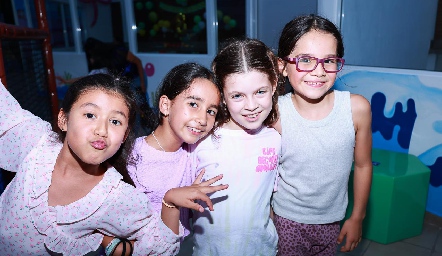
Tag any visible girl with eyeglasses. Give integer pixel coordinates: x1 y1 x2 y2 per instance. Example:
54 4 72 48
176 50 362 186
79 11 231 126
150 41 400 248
272 14 373 256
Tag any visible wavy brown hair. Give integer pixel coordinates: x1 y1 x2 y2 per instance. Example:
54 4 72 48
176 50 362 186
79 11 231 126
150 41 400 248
211 37 283 128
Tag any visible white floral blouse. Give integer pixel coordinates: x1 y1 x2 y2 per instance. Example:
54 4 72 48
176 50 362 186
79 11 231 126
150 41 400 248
0 81 182 256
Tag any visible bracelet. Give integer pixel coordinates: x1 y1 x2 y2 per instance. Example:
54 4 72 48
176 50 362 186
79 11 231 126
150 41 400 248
105 238 121 256
162 198 176 208
118 238 134 256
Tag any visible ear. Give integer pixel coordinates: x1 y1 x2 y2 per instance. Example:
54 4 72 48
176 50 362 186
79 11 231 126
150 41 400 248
122 129 130 144
278 58 288 77
158 95 171 117
58 109 68 132
271 82 277 96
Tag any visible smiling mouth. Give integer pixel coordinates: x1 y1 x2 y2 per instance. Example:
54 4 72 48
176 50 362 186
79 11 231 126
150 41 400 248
189 127 204 135
91 140 107 150
305 81 325 87
243 112 260 121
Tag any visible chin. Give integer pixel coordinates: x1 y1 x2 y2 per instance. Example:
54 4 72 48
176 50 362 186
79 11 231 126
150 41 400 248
241 123 264 131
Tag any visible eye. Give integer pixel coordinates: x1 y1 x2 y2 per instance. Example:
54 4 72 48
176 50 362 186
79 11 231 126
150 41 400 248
110 119 122 126
189 102 198 108
207 109 217 116
231 94 242 100
298 57 312 63
324 58 337 64
85 113 96 119
256 89 267 95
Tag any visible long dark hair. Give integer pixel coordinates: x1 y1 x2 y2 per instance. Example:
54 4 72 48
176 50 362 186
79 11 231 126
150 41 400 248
278 14 344 59
212 37 282 128
143 62 221 130
58 73 136 186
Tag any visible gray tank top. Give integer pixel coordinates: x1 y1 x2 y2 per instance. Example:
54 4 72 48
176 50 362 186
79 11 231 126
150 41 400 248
273 90 355 224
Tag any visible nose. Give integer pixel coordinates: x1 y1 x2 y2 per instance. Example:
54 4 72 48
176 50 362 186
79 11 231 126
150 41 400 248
245 97 259 111
310 61 326 77
195 110 208 126
94 119 108 137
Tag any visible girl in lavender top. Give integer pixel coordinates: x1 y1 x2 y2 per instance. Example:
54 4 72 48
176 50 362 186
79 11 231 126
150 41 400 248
127 63 222 236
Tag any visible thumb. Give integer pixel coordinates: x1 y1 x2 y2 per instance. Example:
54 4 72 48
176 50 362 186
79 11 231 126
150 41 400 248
337 230 345 244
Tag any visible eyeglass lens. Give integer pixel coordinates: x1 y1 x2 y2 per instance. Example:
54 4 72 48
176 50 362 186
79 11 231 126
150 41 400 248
297 56 343 72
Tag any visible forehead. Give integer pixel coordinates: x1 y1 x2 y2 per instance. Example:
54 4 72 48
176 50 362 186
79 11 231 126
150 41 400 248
179 78 220 102
74 89 129 113
292 30 338 55
224 71 272 92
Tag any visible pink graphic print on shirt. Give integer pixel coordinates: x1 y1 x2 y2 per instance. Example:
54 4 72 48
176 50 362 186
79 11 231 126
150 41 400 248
256 147 278 172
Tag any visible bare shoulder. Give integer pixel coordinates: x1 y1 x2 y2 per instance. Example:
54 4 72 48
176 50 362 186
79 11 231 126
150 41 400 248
350 93 372 132
350 93 371 115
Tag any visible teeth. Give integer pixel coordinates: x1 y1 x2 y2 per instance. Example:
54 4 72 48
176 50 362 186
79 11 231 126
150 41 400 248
190 127 202 133
246 113 258 118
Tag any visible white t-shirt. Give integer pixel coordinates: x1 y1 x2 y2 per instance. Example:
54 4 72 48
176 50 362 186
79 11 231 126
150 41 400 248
188 126 281 256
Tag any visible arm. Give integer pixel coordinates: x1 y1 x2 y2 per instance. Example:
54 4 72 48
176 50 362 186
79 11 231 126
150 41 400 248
55 75 81 85
126 51 146 93
338 94 373 252
101 236 135 256
98 173 227 255
0 80 52 171
161 172 228 234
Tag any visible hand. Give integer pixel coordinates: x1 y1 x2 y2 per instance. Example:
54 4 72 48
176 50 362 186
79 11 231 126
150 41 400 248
164 171 228 213
55 75 66 85
191 168 208 186
337 217 363 252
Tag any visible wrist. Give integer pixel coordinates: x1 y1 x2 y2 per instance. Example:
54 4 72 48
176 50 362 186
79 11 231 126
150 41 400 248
105 238 121 256
162 198 177 208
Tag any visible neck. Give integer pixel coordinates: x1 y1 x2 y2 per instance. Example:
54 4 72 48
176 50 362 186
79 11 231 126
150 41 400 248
291 91 335 120
149 126 183 152
223 120 264 135
56 145 106 177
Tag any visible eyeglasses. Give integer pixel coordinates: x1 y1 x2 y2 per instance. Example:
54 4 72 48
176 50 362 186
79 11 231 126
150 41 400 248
282 56 345 73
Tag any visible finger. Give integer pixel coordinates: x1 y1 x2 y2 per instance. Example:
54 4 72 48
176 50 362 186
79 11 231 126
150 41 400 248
188 201 205 213
199 174 224 186
351 242 357 251
198 184 229 195
340 242 350 252
193 169 206 185
336 233 344 244
196 193 215 211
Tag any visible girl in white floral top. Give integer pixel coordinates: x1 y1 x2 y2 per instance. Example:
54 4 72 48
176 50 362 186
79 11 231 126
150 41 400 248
0 74 227 256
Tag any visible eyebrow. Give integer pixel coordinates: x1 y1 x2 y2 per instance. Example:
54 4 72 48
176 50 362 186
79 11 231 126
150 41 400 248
186 95 219 109
296 53 338 58
80 102 128 118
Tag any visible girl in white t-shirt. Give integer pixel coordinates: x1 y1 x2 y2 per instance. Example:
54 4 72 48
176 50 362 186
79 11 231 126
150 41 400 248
188 38 282 256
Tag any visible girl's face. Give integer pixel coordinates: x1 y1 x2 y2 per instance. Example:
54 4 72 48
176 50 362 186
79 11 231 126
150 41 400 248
281 30 338 101
58 89 129 166
223 71 275 131
162 78 220 144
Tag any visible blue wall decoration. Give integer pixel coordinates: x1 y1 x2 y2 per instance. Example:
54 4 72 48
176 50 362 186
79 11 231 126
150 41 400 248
333 67 442 216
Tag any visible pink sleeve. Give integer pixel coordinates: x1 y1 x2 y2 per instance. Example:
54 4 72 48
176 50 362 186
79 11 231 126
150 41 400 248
0 80 53 171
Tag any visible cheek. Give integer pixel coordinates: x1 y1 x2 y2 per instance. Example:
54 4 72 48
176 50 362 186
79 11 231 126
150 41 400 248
226 102 241 114
261 95 274 109
207 117 216 130
109 127 128 142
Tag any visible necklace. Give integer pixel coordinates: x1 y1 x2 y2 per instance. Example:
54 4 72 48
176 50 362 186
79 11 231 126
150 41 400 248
151 131 165 152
